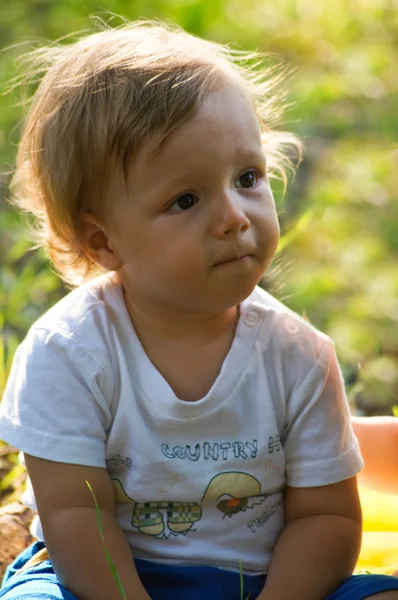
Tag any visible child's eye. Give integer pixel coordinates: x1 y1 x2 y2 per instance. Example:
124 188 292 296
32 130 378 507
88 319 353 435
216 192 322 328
236 170 259 189
168 193 199 212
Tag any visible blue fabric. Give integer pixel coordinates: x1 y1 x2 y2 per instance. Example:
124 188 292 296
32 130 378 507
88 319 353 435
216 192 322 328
2 542 398 599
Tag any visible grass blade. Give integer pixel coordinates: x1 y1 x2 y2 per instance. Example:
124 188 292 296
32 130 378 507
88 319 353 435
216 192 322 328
239 560 244 600
86 480 127 600
239 560 251 600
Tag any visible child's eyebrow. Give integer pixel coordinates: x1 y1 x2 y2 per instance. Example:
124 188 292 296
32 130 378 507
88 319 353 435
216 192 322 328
126 144 267 198
233 147 267 167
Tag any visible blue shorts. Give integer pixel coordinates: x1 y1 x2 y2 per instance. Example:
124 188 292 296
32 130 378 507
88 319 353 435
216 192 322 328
2 542 398 600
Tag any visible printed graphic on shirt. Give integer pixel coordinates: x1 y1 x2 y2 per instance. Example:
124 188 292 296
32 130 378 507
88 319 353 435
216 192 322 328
106 454 133 470
113 478 201 536
110 434 283 538
247 499 283 532
160 438 259 461
268 435 281 453
202 471 262 517
112 471 272 539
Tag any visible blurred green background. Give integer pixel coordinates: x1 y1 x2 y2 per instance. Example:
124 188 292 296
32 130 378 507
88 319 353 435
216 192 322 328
1 0 397 415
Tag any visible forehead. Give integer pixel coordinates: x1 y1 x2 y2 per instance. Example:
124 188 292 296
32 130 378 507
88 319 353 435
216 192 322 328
127 84 263 185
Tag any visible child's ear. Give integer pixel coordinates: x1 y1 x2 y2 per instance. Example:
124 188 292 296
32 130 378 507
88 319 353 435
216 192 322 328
80 212 123 271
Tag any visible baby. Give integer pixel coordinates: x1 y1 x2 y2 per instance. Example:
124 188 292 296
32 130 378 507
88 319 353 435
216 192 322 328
1 18 398 600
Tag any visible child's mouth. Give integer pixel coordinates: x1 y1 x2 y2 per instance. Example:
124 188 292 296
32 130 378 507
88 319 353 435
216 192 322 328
215 254 253 267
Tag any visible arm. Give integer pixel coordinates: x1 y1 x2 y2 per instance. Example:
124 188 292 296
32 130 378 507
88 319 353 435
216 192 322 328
258 476 362 600
352 416 398 495
25 454 151 600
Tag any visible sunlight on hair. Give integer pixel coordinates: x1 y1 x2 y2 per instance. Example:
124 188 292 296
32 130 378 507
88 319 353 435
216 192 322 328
5 16 301 286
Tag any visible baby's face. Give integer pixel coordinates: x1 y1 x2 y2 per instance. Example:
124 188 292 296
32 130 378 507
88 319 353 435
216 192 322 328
105 82 280 317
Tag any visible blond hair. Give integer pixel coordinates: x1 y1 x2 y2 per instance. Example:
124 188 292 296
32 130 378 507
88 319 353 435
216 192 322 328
8 18 301 286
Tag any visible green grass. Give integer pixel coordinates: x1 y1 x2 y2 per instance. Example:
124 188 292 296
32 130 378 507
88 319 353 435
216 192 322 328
86 480 127 600
239 560 251 600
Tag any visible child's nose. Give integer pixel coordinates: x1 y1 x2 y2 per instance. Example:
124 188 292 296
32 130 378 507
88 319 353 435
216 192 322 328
212 192 250 238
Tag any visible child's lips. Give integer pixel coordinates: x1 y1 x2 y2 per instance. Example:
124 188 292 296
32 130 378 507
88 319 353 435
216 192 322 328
214 253 254 267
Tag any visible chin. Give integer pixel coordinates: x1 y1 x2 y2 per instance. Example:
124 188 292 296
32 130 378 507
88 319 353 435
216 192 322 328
218 277 261 310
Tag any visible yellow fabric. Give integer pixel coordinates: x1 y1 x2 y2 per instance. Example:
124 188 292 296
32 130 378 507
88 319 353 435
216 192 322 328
357 486 398 574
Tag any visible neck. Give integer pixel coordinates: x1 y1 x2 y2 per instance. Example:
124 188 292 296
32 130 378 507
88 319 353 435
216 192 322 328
122 288 239 345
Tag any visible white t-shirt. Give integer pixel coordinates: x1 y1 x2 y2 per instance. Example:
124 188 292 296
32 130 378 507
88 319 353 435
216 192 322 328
0 274 363 574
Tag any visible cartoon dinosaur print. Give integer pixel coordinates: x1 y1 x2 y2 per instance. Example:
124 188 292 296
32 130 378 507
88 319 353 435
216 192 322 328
112 471 263 537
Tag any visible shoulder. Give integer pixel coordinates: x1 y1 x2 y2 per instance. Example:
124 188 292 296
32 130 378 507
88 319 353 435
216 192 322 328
32 273 120 333
244 286 332 366
22 273 127 369
0 274 127 465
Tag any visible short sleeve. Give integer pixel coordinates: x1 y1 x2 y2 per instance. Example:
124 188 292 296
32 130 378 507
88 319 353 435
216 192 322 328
283 339 364 487
0 328 113 467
